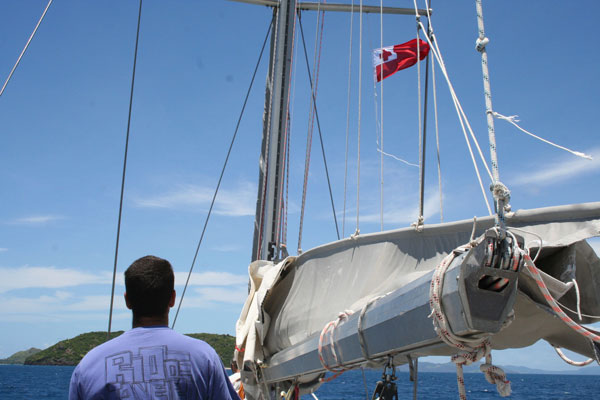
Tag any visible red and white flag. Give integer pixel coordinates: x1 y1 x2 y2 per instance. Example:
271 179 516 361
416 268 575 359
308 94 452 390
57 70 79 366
373 39 430 82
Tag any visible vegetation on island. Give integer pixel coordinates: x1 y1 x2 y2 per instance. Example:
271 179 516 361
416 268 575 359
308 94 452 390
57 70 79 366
25 331 124 366
0 347 42 364
20 331 235 366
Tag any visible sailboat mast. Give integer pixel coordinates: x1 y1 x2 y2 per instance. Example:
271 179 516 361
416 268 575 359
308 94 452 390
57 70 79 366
252 0 296 262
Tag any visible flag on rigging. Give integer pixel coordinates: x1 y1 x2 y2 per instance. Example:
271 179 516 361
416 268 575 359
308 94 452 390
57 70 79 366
373 39 430 82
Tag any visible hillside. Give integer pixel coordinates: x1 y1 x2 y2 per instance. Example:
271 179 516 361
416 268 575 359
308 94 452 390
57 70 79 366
25 331 124 366
186 333 236 366
0 347 42 364
23 331 235 366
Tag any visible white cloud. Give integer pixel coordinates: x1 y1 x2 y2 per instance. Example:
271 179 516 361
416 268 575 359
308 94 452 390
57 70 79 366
0 291 126 315
0 266 110 293
0 266 247 293
174 271 247 287
8 215 64 225
194 286 248 304
0 248 7 252
360 190 440 225
510 147 600 186
134 182 256 216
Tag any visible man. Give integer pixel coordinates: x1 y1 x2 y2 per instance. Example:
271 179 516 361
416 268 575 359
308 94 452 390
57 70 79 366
69 255 239 399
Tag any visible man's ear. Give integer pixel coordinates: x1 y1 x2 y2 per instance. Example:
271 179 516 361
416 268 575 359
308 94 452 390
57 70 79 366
124 292 132 310
169 290 176 308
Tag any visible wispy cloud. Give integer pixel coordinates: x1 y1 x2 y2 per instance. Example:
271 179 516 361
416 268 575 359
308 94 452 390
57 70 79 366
360 190 440 225
134 182 255 216
7 215 65 225
174 271 247 287
0 266 109 293
510 147 600 186
0 248 7 252
0 290 130 322
194 286 247 304
0 266 247 293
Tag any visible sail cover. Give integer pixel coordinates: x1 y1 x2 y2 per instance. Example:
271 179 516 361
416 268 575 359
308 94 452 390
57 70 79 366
236 202 600 370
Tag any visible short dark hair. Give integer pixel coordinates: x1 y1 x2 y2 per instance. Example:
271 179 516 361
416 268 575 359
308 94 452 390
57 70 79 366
124 255 174 317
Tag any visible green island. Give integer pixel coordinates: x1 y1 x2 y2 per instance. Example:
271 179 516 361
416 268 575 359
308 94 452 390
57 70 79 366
0 347 42 364
3 331 235 366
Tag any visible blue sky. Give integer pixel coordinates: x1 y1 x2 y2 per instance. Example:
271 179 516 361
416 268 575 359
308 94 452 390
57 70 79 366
0 1 599 372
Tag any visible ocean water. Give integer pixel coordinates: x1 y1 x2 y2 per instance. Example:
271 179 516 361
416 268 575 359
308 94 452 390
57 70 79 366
1 364 598 399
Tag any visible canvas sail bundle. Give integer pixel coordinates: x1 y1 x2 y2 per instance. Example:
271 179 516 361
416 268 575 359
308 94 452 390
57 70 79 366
236 202 600 393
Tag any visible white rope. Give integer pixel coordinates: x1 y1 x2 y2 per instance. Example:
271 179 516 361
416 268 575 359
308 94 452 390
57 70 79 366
552 345 594 367
376 148 419 167
415 19 493 215
555 300 600 319
572 278 583 321
493 112 593 160
342 0 355 238
475 0 500 184
0 0 53 97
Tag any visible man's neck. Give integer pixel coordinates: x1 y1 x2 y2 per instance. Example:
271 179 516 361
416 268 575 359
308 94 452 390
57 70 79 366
132 314 169 328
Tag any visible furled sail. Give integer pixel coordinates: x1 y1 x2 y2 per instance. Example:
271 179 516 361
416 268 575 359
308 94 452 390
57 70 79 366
236 202 600 397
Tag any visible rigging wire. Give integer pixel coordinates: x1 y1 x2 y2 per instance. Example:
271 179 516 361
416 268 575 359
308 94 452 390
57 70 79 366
356 0 363 235
297 13 341 241
256 7 281 261
415 17 493 215
276 2 299 255
171 16 274 328
342 0 355 238
413 1 425 225
379 0 384 231
424 0 443 222
0 0 53 97
298 2 325 253
107 0 143 340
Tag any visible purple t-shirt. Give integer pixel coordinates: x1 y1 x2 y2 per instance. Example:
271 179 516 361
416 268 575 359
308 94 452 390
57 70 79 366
69 327 239 400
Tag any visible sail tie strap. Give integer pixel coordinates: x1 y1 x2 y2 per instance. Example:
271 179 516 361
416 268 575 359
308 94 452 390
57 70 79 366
318 310 354 381
429 241 511 398
357 294 387 361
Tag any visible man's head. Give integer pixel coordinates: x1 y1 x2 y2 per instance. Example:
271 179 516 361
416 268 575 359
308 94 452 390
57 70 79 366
124 255 175 318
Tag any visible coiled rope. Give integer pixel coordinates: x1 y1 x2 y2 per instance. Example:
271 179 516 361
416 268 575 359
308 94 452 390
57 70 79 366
429 240 512 398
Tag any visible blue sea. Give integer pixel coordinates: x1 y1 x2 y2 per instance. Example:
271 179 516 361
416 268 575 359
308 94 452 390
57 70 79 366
0 365 598 399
